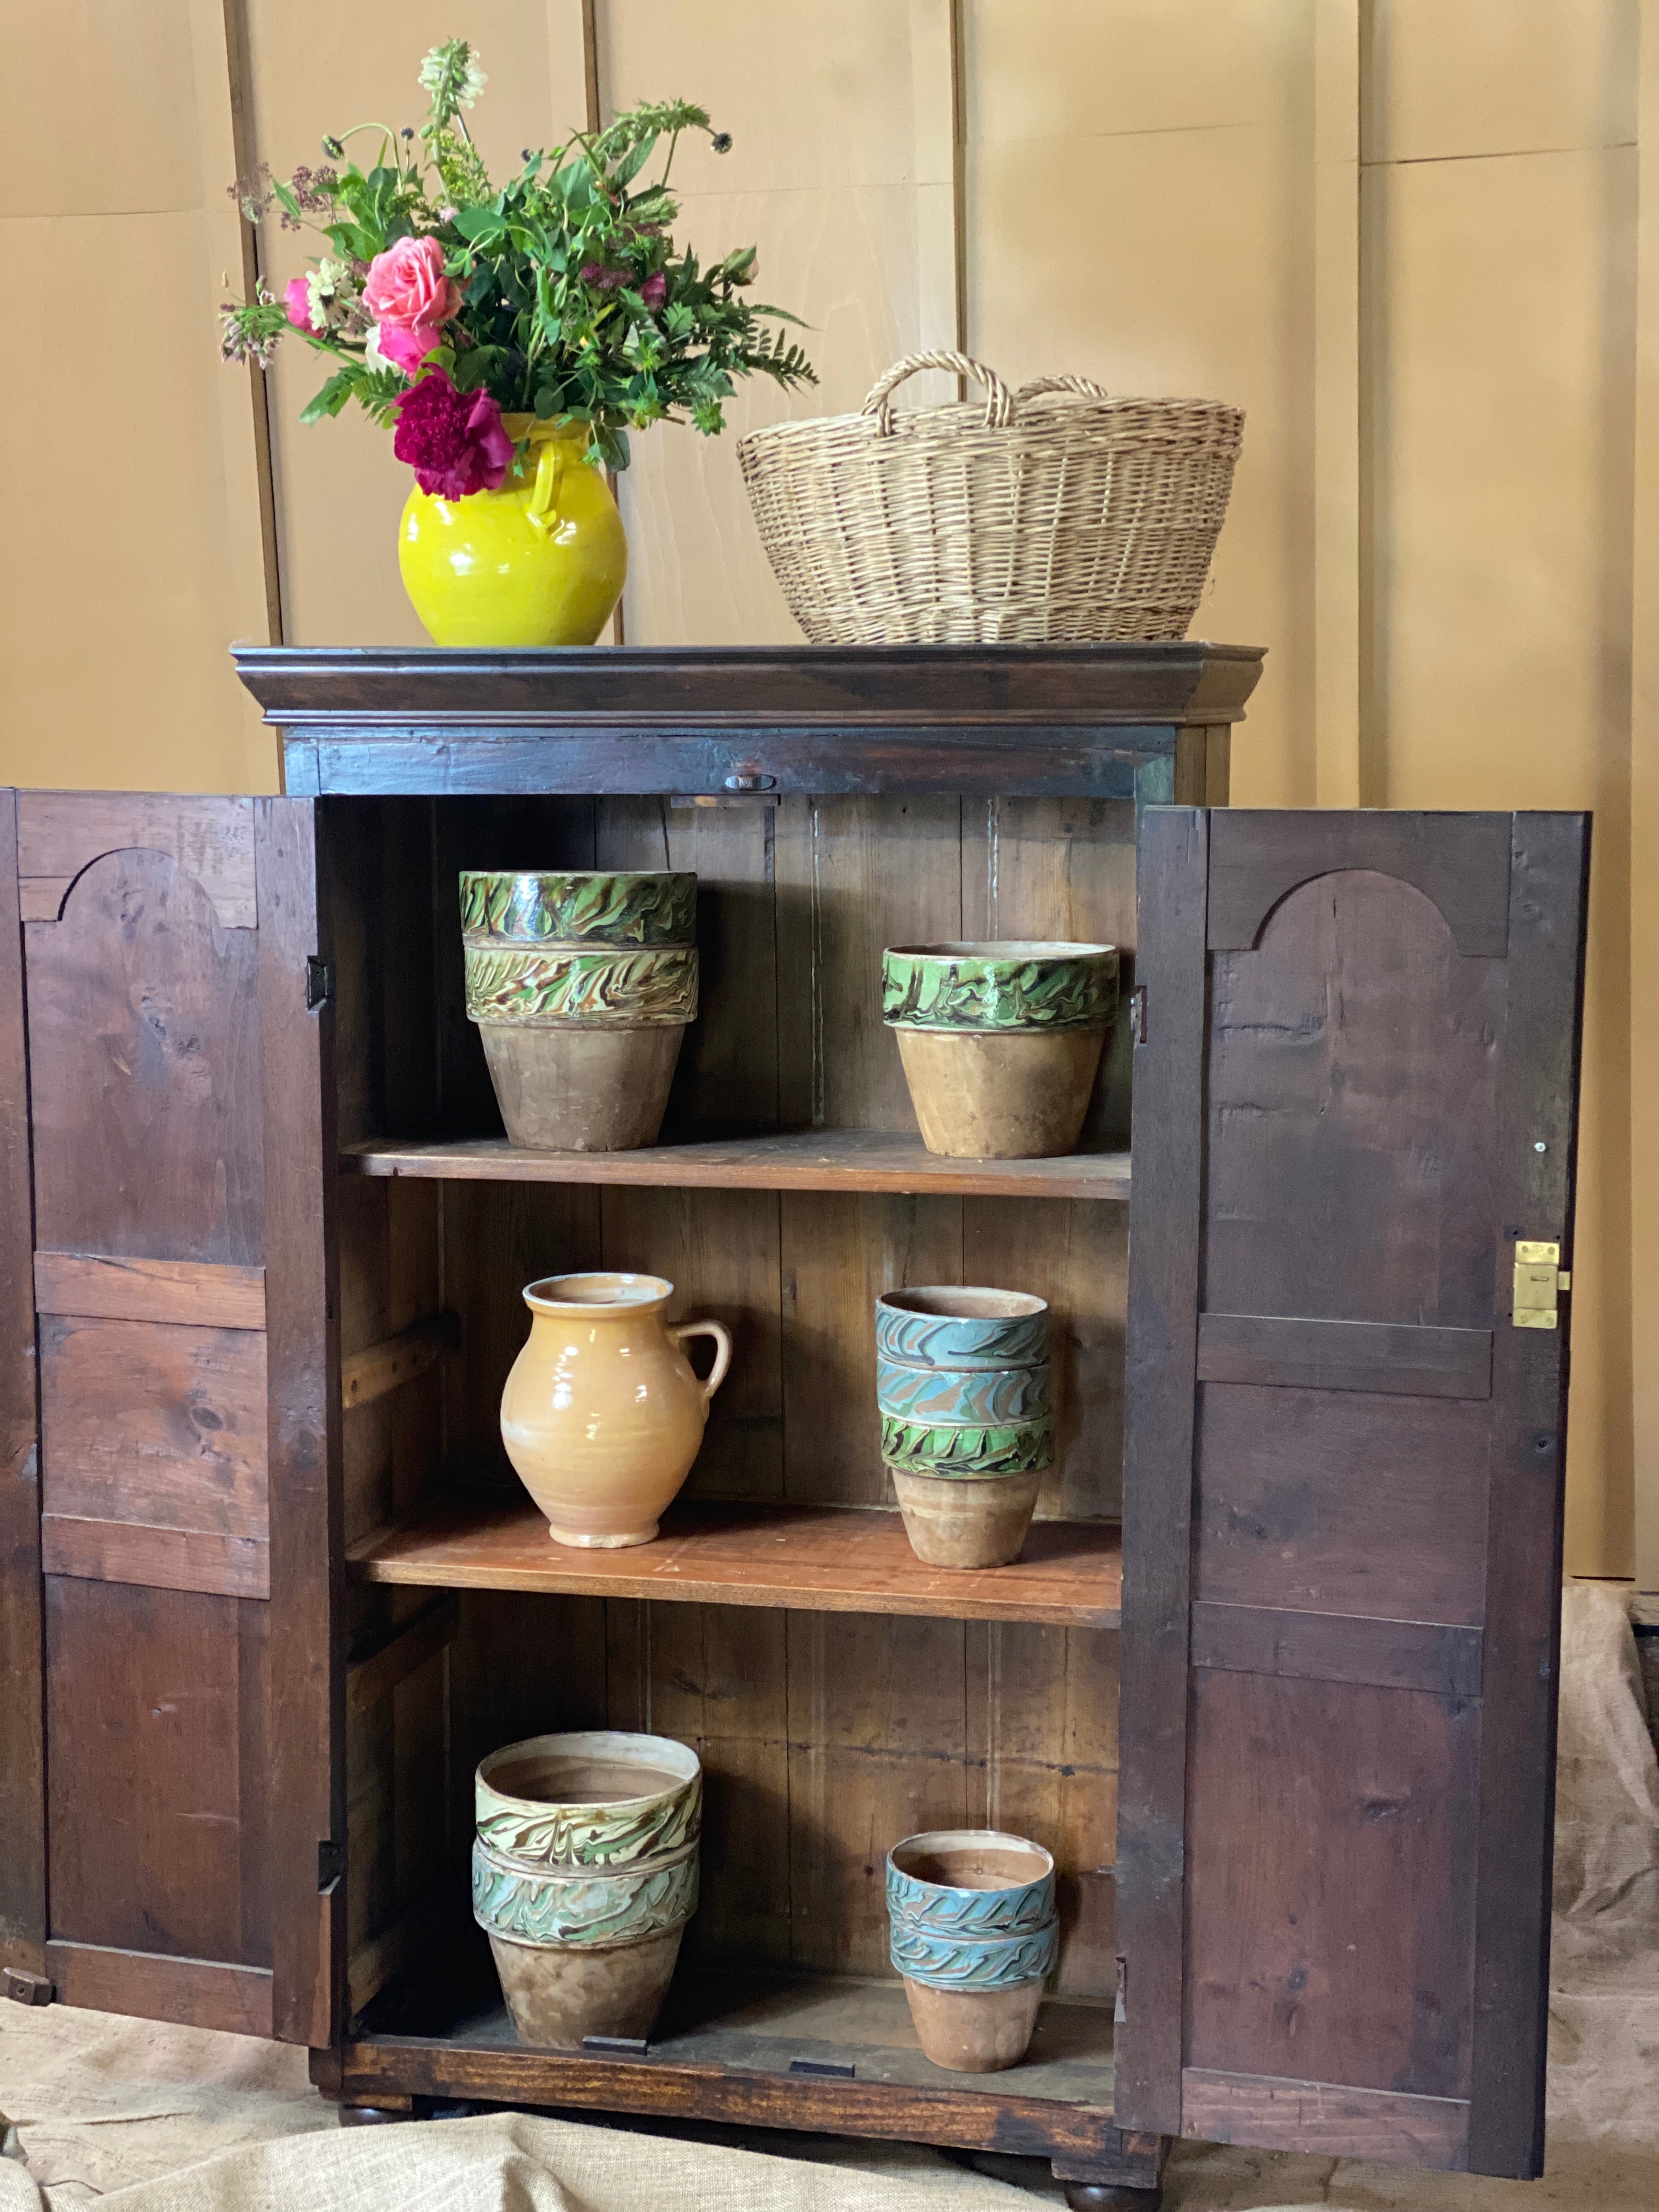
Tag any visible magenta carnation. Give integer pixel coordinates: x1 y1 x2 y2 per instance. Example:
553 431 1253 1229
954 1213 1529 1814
392 369 515 500
640 270 667 312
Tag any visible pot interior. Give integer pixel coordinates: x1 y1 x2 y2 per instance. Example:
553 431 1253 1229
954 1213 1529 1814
879 1286 1047 1323
886 940 1113 962
524 1271 673 1312
890 1829 1052 1892
487 1753 688 1807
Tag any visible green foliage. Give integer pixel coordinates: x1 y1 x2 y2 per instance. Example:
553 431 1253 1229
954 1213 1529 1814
220 38 815 468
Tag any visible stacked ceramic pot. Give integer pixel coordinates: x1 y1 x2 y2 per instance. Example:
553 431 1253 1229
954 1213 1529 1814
461 870 698 1151
876 1287 1052 1567
472 1730 701 2048
882 940 1119 1159
887 1830 1058 2072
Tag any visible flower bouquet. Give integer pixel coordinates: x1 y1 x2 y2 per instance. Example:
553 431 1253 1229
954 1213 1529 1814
221 38 815 646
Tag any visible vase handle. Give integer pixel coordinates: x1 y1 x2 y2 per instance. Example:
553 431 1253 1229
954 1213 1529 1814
526 439 566 536
672 1319 732 1401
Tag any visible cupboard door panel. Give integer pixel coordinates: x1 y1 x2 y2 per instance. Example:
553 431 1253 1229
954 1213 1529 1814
1118 809 1589 2180
0 793 336 2046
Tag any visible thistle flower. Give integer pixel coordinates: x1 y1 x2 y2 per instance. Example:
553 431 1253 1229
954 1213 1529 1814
712 132 732 154
220 283 287 369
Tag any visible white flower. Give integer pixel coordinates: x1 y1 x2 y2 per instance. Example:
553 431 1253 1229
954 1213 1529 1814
306 256 350 328
364 325 393 373
419 41 487 110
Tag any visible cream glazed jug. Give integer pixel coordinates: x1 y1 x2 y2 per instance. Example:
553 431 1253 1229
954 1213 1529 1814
500 1272 731 1548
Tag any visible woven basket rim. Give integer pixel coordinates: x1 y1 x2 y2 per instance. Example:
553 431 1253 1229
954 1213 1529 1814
738 390 1243 450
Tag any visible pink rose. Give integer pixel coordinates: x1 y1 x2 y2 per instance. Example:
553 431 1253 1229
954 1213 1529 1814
374 321 444 375
363 235 462 333
284 276 320 334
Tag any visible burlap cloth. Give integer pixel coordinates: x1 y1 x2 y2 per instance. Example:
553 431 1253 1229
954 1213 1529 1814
2 1581 1655 2211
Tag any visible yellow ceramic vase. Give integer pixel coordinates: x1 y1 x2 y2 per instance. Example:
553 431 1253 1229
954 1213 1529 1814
397 415 628 647
500 1273 731 1549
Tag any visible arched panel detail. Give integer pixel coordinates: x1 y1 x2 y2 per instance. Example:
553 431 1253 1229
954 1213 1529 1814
1206 810 1512 956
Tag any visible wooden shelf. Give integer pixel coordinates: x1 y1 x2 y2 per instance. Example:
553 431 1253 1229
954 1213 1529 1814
340 1127 1131 1201
348 1495 1122 1629
346 1945 1121 2162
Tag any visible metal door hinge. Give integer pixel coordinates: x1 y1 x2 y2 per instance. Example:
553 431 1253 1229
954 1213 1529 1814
4 1967 53 2007
305 957 334 1012
318 1838 346 1888
1114 1954 1128 2025
1129 986 1148 1045
1514 1240 1570 1330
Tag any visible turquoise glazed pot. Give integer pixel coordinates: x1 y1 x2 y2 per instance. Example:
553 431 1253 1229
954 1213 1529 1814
472 1731 701 2049
460 870 698 1152
876 1287 1051 1568
882 940 1119 1160
887 1830 1058 2072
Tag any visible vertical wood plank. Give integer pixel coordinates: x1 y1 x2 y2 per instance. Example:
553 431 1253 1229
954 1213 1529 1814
1468 813 1591 2175
257 796 342 2047
1115 805 1209 2135
0 789 44 1974
1316 0 1363 806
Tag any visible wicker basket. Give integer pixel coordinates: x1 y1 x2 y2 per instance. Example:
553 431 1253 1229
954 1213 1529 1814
737 351 1243 646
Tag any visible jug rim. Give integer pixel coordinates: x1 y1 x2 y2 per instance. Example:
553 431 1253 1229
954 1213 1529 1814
523 1270 674 1314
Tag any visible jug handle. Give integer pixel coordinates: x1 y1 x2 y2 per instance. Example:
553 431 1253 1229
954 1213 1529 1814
525 439 566 537
672 1319 732 1401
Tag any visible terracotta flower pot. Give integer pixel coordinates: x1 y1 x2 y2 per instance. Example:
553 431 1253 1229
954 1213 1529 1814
887 1830 1058 2073
875 1287 1051 1567
882 940 1119 1159
500 1273 732 1548
461 869 698 1152
473 1731 701 2049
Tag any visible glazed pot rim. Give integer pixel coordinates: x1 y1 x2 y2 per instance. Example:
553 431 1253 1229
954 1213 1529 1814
522 1272 675 1315
888 1827 1056 1895
877 1286 1048 1323
883 940 1116 963
460 868 698 887
477 1729 701 1810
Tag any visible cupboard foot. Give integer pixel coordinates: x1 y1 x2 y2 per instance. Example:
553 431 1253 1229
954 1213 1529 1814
1061 2188 1163 2212
338 2099 415 2127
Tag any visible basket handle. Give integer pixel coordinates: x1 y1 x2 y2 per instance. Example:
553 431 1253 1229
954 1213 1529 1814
1014 375 1110 403
862 352 1013 435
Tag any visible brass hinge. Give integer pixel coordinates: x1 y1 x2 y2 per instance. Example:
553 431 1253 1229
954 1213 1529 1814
1514 1240 1571 1330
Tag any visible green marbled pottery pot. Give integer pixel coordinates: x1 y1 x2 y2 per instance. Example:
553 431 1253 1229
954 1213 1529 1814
881 941 1119 1032
459 871 698 1151
473 1730 702 2050
460 870 697 948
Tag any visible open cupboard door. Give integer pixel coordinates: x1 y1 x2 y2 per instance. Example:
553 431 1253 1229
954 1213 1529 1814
0 792 340 2045
1116 809 1589 2180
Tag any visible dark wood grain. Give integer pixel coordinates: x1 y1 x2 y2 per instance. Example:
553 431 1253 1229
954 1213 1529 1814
340 1311 460 1410
1467 814 1590 2177
233 641 1267 730
1191 1385 1491 1623
33 1251 267 1328
1115 806 1209 2134
46 1939 274 2038
44 1577 269 1965
41 1516 269 1599
1180 2070 1468 2167
39 1314 268 1542
0 788 44 1976
346 1594 459 1719
1195 1314 1492 1399
257 798 342 2049
349 1496 1122 1628
25 836 264 1264
1189 1602 1484 1698
15 792 257 930
1205 809 1510 956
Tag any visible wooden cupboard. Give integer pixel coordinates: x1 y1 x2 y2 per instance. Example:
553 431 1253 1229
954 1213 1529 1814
0 646 1588 2206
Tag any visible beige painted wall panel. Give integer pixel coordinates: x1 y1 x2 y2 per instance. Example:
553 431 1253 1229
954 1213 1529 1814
0 212 260 791
246 1 592 645
966 121 1316 805
2 0 201 217
1368 146 1635 1572
602 0 955 645
1366 0 1637 163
